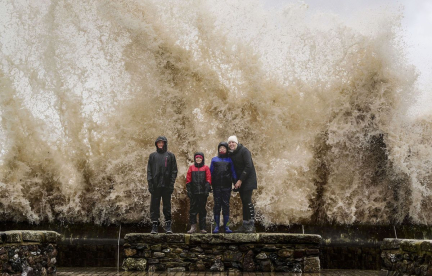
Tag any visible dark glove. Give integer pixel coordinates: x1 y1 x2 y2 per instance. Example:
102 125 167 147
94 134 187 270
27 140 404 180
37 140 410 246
204 183 212 195
148 186 154 194
186 183 192 198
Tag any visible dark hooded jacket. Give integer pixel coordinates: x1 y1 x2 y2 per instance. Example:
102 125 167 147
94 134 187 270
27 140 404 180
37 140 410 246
210 142 237 189
228 143 257 191
186 152 212 195
147 136 178 193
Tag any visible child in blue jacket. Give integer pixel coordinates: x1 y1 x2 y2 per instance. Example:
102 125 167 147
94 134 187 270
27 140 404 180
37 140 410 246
209 142 237 233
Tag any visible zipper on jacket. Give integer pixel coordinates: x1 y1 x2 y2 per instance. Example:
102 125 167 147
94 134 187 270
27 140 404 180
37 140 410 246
165 156 168 167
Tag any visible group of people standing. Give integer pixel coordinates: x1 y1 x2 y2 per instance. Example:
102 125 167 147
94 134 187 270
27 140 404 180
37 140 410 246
147 135 257 234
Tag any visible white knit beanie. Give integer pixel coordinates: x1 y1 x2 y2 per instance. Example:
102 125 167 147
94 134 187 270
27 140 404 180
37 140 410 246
227 135 238 144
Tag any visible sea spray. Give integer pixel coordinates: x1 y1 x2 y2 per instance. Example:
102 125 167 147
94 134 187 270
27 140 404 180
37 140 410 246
0 0 429 226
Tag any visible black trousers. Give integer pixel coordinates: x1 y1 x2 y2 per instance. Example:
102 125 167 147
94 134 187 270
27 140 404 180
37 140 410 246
213 187 232 217
189 194 208 228
239 189 255 220
150 188 172 222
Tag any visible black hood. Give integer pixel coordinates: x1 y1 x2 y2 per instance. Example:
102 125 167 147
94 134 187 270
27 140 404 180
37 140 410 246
155 136 168 153
194 151 205 168
218 142 229 158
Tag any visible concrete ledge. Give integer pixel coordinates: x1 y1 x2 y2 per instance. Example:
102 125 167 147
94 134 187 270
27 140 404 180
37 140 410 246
123 233 322 273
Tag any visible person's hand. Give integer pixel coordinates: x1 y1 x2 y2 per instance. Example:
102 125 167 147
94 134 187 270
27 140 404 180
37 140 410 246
234 180 242 190
148 187 154 194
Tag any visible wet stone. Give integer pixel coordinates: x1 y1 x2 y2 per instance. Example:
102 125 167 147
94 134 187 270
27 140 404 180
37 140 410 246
153 252 165 258
401 240 420 252
122 258 147 271
421 241 432 252
21 231 43 242
124 248 137 257
278 249 294 258
210 257 224 272
260 259 274 272
167 267 186 272
242 250 255 272
256 252 267 260
136 243 149 250
304 257 320 273
6 232 22 243
151 244 162 251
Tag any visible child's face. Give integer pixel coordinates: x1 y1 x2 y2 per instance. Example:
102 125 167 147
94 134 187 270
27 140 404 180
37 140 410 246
219 146 227 154
157 141 164 149
195 157 203 164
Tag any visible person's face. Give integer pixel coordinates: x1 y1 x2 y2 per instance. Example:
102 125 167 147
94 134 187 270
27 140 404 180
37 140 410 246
228 141 237 150
219 146 227 154
195 157 203 164
157 141 164 149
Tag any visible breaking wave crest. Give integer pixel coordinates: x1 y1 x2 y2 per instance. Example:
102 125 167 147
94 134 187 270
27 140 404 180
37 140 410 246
0 0 430 225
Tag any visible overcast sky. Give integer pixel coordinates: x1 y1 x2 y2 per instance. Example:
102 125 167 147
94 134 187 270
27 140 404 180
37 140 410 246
263 0 432 117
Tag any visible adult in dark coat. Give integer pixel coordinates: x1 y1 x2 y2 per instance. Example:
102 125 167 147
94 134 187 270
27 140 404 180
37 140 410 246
147 136 178 234
227 135 257 233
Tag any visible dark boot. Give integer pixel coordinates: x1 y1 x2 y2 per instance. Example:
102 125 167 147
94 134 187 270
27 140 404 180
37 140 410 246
244 220 256 233
165 220 173 234
234 220 247 233
223 215 233 233
213 215 220 233
150 221 159 234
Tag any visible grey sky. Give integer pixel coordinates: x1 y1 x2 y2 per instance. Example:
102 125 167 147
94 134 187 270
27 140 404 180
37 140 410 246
263 0 432 117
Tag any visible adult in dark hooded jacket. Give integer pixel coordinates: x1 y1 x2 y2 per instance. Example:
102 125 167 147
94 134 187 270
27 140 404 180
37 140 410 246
147 136 178 234
227 135 257 233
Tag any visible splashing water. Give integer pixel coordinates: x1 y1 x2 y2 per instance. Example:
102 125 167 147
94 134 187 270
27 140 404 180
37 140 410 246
0 0 431 226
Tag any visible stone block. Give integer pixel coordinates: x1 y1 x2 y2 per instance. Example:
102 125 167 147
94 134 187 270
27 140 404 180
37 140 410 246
153 252 165 258
421 241 432 252
381 239 402 250
5 231 22 243
278 249 294 258
259 259 274 272
190 233 258 244
242 250 255 272
304 257 320 273
258 233 321 244
255 252 267 260
44 231 62 243
166 234 184 243
400 240 421 252
122 257 147 271
124 248 137 257
21 231 43 242
167 267 185 272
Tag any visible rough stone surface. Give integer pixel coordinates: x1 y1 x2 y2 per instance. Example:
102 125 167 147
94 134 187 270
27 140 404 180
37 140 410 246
122 258 147 271
123 233 321 272
0 230 61 275
304 257 320 273
381 239 432 275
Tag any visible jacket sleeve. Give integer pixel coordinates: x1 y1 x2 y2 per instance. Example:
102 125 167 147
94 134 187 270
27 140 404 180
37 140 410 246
229 158 237 182
206 166 212 185
147 154 154 188
209 158 215 175
170 153 178 189
186 166 192 184
239 148 253 183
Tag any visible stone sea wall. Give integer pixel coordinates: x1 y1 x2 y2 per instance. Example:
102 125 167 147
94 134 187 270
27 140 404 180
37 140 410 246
122 233 321 273
0 230 61 276
381 238 432 275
